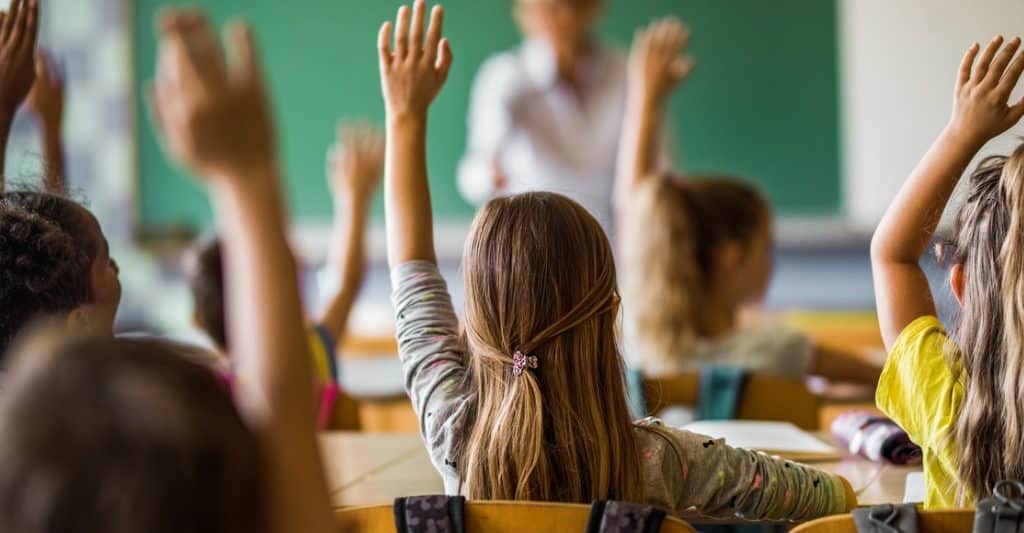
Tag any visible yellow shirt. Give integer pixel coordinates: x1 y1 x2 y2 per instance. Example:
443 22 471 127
876 316 964 508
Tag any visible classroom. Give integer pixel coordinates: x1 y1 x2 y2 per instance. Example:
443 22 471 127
0 0 1021 531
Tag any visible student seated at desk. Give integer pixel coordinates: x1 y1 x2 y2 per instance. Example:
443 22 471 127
614 20 880 386
185 122 381 429
380 3 856 520
872 35 1024 507
0 10 338 532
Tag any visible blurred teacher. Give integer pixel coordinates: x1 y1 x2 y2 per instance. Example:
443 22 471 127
457 0 661 233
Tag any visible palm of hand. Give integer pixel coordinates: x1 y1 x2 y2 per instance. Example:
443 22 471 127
630 18 692 101
950 36 1024 143
378 1 453 119
0 0 39 113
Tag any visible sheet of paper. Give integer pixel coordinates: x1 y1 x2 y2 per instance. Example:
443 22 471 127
903 472 926 503
681 420 837 455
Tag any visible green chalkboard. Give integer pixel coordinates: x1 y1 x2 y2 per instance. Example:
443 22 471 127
134 0 839 232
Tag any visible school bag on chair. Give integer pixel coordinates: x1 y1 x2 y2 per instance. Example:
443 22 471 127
392 495 669 533
974 480 1024 533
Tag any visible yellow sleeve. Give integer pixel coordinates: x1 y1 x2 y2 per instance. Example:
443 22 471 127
876 316 962 448
307 326 335 383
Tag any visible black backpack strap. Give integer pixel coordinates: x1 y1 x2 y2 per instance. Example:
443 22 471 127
974 481 1024 533
393 495 467 533
851 503 919 532
585 500 667 533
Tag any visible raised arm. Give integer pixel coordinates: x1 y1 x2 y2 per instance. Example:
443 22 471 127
378 0 452 267
148 10 334 533
25 50 65 193
0 0 39 194
614 17 691 216
871 36 1024 349
319 121 383 346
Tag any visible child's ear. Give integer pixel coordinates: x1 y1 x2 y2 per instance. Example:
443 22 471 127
65 308 92 335
717 241 745 275
950 263 966 306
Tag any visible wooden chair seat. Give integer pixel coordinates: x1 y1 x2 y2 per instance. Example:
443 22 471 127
643 373 820 430
791 509 975 532
335 501 696 532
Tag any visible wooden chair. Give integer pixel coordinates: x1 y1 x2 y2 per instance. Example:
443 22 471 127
643 373 821 430
335 501 696 532
790 509 975 532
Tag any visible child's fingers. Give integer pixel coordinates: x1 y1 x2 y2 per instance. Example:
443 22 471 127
983 37 1021 88
225 19 262 88
18 0 37 57
671 56 694 81
394 5 410 60
436 37 452 82
423 4 443 63
7 0 24 48
998 48 1024 98
973 36 1004 82
409 0 425 56
958 42 980 90
378 21 393 66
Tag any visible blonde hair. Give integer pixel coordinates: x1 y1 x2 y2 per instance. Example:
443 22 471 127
458 192 642 503
946 143 1024 502
621 175 769 374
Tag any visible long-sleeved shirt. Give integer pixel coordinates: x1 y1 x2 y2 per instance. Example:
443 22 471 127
391 260 848 521
457 39 664 234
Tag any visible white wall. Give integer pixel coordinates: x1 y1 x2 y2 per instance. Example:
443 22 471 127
841 0 1024 231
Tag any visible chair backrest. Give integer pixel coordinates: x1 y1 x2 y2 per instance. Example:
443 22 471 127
643 373 820 430
790 510 976 533
335 501 696 532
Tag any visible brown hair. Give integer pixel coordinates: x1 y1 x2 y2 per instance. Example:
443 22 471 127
945 143 1024 502
0 192 98 357
458 192 642 502
185 237 228 351
0 335 266 533
621 175 770 373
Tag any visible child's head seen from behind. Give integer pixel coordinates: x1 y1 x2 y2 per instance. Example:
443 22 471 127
0 334 265 533
459 191 642 503
622 175 772 367
0 192 121 359
944 142 1024 499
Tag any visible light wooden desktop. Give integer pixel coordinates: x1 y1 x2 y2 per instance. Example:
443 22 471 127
321 432 920 514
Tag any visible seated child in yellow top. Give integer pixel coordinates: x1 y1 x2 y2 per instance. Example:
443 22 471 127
872 35 1024 507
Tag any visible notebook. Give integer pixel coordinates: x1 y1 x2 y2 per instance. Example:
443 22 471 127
903 472 926 503
682 420 841 462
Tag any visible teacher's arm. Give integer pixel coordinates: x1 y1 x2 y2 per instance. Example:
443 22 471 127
456 54 516 205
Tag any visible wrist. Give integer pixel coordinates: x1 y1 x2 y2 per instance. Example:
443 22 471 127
386 110 428 129
941 121 991 153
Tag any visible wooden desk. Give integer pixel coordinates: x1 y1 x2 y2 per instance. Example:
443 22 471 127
320 432 920 508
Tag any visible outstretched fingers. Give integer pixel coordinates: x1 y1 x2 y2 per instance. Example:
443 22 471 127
423 4 443 64
225 19 263 90
983 37 1021 88
957 42 980 90
378 21 393 66
436 37 452 82
409 0 425 57
998 42 1024 99
393 5 410 60
972 36 1004 82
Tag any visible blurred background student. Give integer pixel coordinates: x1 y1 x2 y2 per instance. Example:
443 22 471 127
457 0 667 233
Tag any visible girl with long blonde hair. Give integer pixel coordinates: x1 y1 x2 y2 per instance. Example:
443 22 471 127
380 2 854 519
872 35 1024 507
615 26 881 385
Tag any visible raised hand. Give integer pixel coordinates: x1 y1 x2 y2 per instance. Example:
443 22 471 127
949 36 1024 144
25 49 63 131
149 10 275 182
628 17 693 104
328 120 384 205
378 0 453 119
0 0 38 116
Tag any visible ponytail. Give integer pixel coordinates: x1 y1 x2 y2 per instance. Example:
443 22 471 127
621 175 769 375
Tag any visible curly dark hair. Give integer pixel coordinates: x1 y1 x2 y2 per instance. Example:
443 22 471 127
0 192 97 357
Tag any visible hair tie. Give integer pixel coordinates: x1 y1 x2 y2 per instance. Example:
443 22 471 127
512 350 538 377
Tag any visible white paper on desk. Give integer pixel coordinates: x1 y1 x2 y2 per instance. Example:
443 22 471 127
904 472 926 503
681 421 837 455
